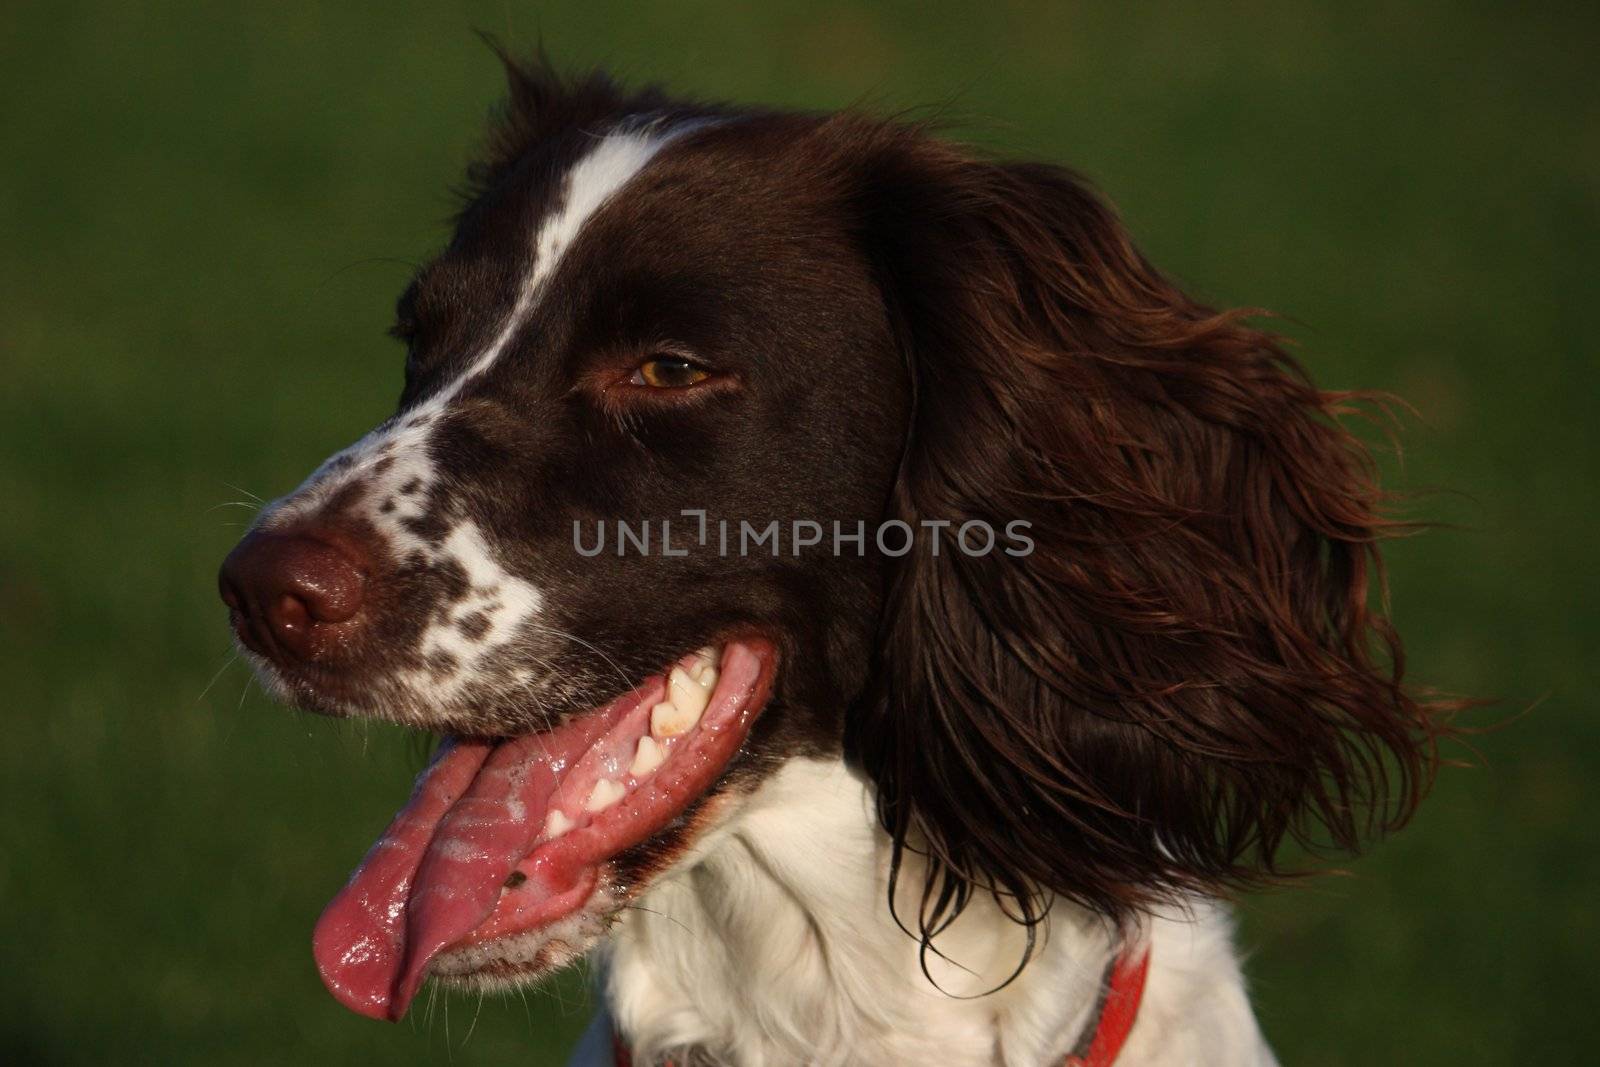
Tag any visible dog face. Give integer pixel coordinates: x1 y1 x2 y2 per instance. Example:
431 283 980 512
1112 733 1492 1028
232 114 905 739
220 78 914 1017
220 61 1449 1020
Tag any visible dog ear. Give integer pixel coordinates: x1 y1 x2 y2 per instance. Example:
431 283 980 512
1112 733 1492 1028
843 129 1456 938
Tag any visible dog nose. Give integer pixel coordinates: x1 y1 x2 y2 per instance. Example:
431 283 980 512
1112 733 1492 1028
219 532 367 663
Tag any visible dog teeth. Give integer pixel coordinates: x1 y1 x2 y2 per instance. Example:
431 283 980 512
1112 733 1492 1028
585 778 625 813
543 809 574 839
689 647 720 685
652 661 713 737
650 699 696 738
669 666 712 714
630 735 666 777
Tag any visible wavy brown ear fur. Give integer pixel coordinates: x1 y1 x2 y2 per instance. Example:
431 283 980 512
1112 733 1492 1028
840 122 1456 943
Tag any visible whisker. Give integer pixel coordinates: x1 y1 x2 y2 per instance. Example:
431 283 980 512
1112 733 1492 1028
528 622 636 694
443 991 453 1063
222 481 266 504
423 979 439 1031
516 983 533 1030
461 989 486 1047
195 650 240 705
312 256 420 292
622 901 698 938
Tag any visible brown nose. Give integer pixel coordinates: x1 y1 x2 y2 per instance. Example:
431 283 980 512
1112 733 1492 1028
219 532 367 663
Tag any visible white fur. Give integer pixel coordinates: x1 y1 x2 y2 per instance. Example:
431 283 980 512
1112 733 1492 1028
591 759 1278 1066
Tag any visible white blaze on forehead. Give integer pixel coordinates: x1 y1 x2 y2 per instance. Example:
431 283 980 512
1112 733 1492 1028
452 125 692 391
258 120 697 703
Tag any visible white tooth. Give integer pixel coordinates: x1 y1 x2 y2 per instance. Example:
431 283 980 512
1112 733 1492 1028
668 666 711 717
630 735 666 777
651 699 698 738
543 810 574 839
585 778 626 813
689 660 718 687
696 645 721 666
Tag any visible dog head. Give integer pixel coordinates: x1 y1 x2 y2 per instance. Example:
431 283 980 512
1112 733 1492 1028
219 59 1448 1019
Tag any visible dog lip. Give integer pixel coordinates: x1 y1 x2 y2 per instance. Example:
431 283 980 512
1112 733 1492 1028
227 644 364 721
447 644 775 952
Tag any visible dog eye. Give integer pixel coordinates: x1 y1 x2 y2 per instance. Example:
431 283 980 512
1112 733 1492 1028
630 355 710 389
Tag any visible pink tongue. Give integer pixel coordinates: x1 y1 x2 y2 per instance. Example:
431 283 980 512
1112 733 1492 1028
311 739 491 1020
312 704 627 1021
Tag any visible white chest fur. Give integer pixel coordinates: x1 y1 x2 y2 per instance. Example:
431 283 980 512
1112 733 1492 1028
588 759 1278 1067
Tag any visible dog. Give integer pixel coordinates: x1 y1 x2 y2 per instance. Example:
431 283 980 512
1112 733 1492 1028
218 58 1450 1066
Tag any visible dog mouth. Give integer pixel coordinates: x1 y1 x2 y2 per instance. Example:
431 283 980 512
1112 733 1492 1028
312 637 777 1021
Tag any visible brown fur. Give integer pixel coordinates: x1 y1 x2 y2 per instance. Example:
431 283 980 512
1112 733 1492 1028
841 124 1459 942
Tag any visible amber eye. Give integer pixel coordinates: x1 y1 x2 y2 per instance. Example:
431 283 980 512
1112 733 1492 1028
630 354 710 389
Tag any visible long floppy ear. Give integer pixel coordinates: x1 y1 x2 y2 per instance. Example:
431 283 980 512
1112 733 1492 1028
843 127 1455 938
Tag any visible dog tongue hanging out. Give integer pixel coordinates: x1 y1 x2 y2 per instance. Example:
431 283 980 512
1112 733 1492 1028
219 54 1448 1066
313 644 772 1020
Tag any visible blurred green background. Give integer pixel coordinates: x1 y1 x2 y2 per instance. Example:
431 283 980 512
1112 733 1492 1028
3 2 1596 1063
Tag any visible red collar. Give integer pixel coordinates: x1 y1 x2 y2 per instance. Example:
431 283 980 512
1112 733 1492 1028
1065 946 1150 1067
613 945 1150 1067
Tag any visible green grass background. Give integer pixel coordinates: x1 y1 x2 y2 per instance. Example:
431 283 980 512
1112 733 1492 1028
3 2 1596 1063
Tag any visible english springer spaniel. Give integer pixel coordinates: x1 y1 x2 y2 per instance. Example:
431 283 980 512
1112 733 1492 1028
218 58 1449 1066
